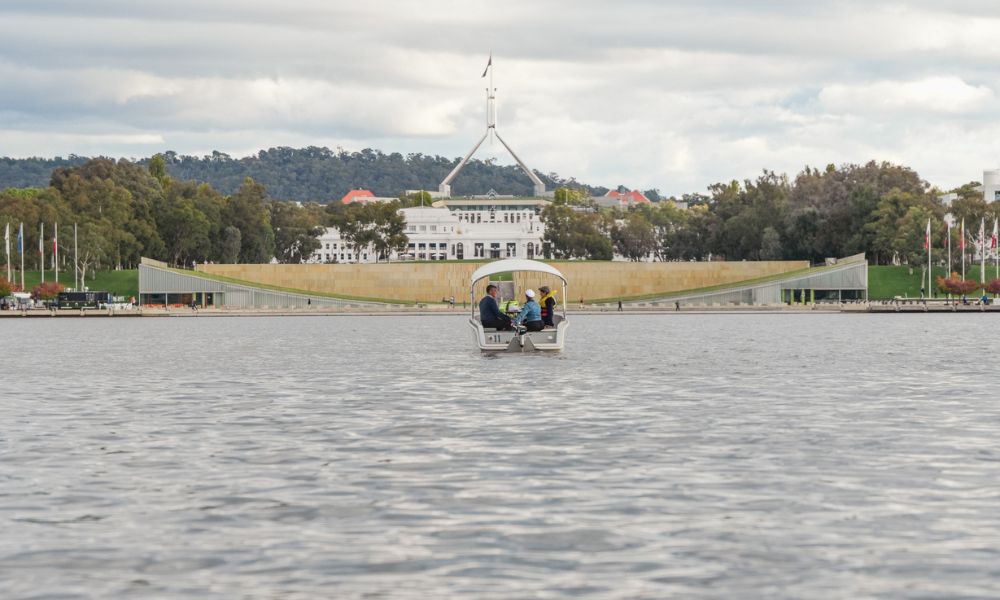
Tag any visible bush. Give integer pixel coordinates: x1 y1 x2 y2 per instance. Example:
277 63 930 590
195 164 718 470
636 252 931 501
31 281 65 301
936 273 980 296
0 277 20 297
986 279 1000 295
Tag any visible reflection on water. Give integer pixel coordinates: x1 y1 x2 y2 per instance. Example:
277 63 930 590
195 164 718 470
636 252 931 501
2 314 1000 599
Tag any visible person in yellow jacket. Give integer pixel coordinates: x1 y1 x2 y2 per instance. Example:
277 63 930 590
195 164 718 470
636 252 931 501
538 286 556 327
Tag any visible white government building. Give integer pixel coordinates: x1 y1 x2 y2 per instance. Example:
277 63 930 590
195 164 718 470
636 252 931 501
311 195 549 263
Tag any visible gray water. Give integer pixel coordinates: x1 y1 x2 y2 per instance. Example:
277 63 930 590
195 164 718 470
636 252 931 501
2 314 999 599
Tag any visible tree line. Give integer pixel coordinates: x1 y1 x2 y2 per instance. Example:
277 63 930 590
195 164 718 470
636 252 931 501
0 157 329 275
2 155 990 280
543 161 991 267
0 147 609 202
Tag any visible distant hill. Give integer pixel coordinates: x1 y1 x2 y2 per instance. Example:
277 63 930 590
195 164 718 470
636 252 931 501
0 147 606 202
0 155 92 189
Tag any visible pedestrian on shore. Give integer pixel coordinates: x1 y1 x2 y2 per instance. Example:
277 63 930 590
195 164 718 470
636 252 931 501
617 300 623 312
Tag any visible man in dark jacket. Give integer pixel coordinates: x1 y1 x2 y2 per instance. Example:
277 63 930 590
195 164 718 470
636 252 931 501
479 284 513 330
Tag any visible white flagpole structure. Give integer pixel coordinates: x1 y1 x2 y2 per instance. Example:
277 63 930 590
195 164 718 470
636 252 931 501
981 217 986 285
54 223 59 285
74 222 79 290
947 220 952 276
39 222 44 283
990 219 1000 279
926 218 932 298
961 218 966 280
19 222 24 291
4 222 10 282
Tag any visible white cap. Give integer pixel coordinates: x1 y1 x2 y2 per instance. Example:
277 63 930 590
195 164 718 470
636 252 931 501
525 289 535 298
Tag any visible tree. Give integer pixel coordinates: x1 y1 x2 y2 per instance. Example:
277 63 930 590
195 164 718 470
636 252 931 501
760 226 783 260
221 226 241 263
541 203 612 259
224 177 275 263
271 201 324 263
398 190 433 207
553 187 590 206
76 221 113 285
148 154 169 187
611 213 656 261
328 200 408 262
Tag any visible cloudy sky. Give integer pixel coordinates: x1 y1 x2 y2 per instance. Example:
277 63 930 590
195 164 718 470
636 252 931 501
1 0 999 195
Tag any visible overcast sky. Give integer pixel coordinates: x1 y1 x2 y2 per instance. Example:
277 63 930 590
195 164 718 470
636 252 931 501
1 0 999 195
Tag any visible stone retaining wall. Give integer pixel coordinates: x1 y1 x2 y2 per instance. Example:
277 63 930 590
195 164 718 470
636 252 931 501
197 260 809 303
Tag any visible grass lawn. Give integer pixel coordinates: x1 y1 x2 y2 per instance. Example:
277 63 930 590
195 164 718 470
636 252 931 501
868 265 1000 299
7 269 138 299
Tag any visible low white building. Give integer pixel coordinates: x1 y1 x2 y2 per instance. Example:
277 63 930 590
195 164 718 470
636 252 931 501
311 201 547 263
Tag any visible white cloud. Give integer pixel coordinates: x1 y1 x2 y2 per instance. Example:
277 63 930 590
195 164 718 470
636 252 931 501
819 77 995 115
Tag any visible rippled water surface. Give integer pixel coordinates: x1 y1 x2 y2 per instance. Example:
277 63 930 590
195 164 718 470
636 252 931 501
2 314 1000 599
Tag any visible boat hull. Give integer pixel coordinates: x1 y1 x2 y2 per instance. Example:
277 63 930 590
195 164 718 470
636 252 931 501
469 318 567 352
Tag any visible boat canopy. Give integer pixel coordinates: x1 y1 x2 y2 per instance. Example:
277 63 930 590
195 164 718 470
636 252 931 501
470 259 567 285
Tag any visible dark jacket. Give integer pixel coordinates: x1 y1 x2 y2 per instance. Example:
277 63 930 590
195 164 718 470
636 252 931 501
479 294 505 324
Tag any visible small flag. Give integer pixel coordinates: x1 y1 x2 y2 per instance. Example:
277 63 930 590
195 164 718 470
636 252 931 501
924 218 931 249
39 222 44 257
17 222 23 254
993 219 998 250
960 219 965 251
53 224 58 255
481 52 492 78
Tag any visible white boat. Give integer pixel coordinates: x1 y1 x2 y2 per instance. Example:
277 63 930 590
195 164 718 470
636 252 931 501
468 258 569 352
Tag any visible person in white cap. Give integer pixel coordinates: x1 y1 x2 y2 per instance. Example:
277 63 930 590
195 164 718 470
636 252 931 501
513 288 545 331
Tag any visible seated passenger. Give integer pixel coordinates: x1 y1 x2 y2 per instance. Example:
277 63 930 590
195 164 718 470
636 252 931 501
514 289 545 332
538 285 556 328
479 284 513 330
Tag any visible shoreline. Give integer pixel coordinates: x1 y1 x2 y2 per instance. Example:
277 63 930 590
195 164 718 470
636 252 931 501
1 302 995 317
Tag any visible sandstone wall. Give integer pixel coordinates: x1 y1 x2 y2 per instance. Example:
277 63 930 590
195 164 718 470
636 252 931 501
197 260 809 303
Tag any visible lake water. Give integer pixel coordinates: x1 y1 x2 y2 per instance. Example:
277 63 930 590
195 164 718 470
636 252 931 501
2 314 999 599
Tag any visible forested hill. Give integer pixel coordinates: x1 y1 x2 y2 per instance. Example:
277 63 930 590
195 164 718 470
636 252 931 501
0 147 605 202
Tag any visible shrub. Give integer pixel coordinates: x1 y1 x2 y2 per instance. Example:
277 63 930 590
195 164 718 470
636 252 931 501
986 279 1000 295
31 281 65 301
0 277 20 297
936 273 980 296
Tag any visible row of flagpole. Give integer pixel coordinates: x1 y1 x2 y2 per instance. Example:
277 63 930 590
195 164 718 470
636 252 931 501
925 216 1000 296
3 221 80 291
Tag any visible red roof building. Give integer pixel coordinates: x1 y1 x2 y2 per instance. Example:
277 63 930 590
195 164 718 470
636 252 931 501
604 190 651 206
341 189 376 204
